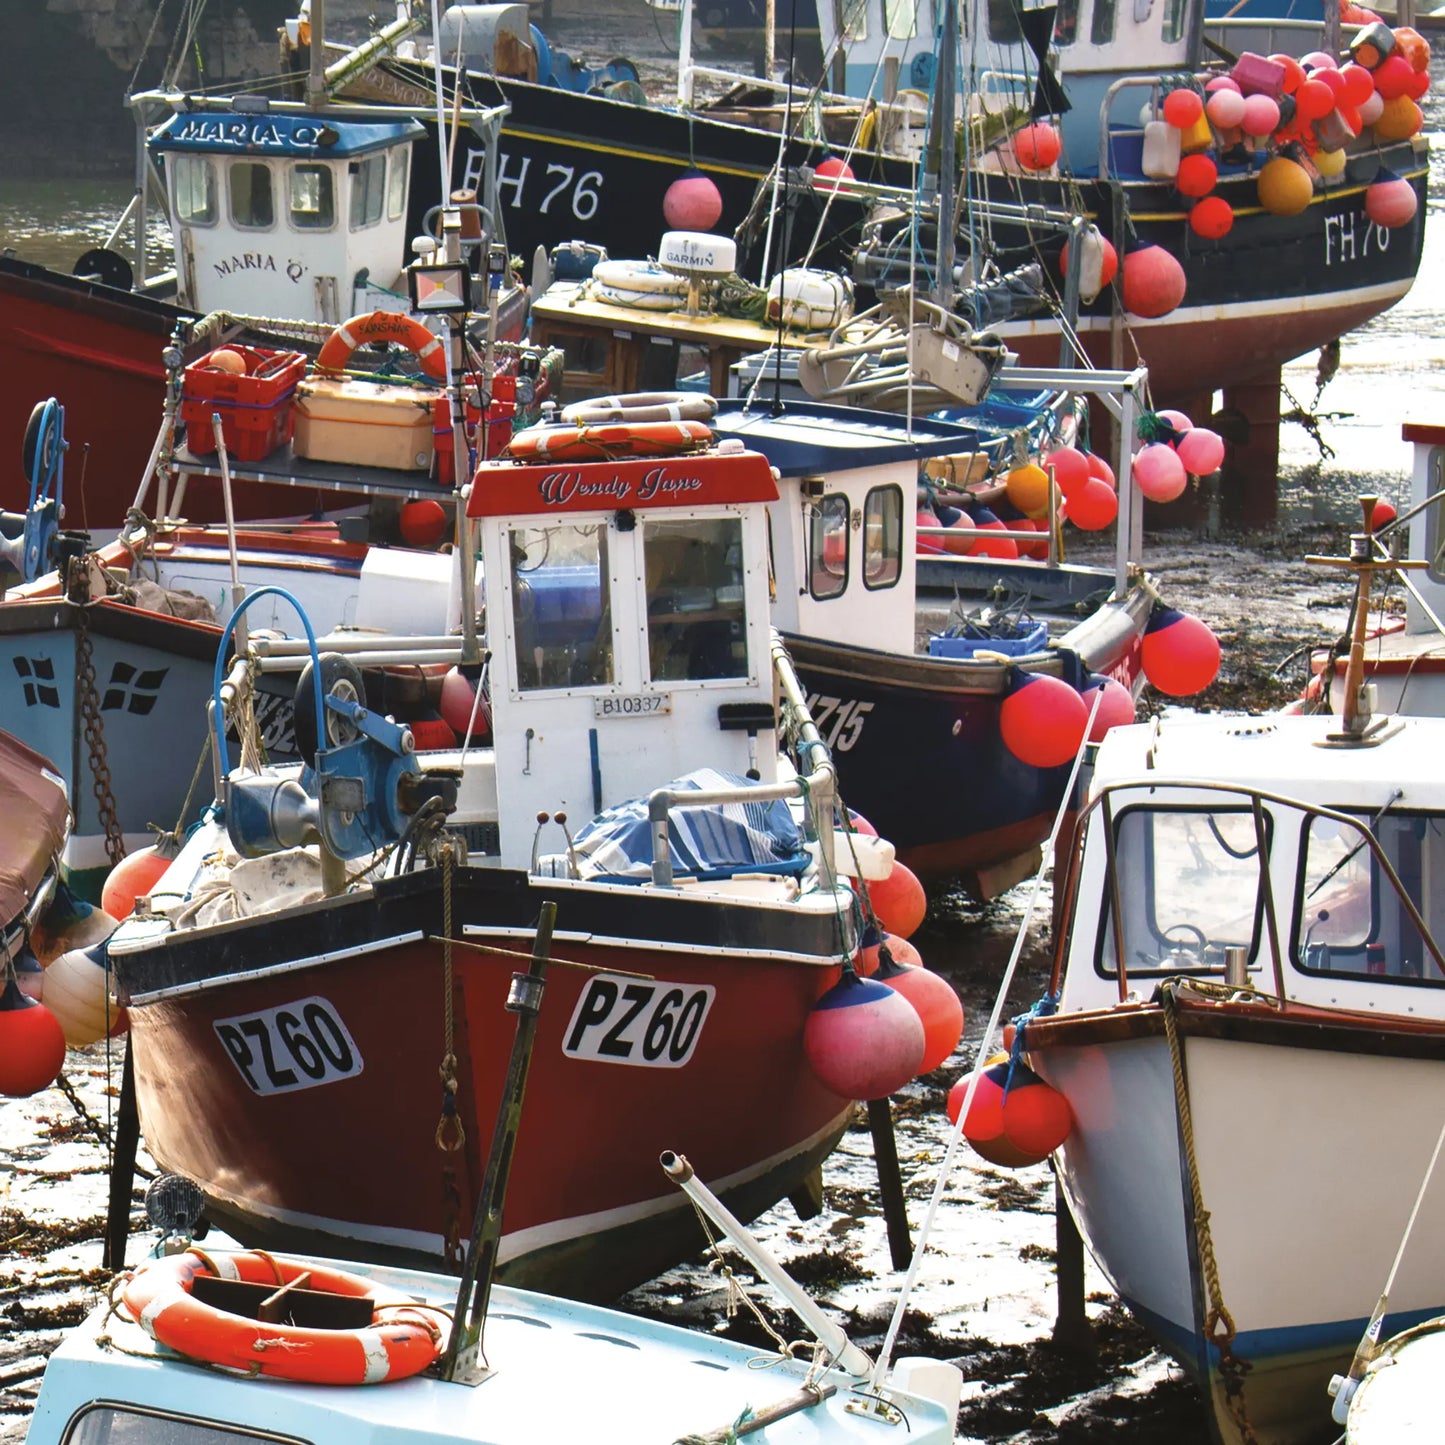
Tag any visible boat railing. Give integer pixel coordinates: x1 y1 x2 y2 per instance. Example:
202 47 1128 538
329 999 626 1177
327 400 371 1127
1052 776 1445 1007
1095 74 1182 181
644 633 838 888
1205 16 1346 62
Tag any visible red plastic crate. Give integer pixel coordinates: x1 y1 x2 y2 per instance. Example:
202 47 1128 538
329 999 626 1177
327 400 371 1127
182 346 308 462
433 374 521 484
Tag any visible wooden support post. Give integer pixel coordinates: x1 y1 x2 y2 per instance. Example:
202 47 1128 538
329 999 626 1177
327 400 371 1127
103 1043 140 1272
1052 1170 1093 1353
867 1097 913 1270
1218 370 1282 530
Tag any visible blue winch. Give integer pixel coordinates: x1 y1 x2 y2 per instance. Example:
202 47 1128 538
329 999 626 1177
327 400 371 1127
211 587 452 864
1 398 70 584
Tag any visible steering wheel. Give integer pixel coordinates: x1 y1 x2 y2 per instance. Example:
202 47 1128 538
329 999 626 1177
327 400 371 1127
1161 922 1208 962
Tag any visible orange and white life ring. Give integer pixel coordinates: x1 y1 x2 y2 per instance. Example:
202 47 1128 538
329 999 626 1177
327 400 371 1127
120 1249 443 1385
504 419 714 462
317 311 448 382
560 392 717 425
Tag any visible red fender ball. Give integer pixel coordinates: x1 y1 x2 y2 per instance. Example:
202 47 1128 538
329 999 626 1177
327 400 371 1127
1189 195 1234 240
1141 607 1222 696
663 169 724 230
877 960 964 1073
1067 477 1119 531
1122 246 1187 319
400 499 451 549
0 978 67 1098
101 845 175 921
1000 671 1089 769
1081 672 1137 740
804 972 925 1099
864 860 928 939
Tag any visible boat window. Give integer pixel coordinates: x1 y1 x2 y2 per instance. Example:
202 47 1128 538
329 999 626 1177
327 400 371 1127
1089 0 1116 46
1161 0 1186 42
349 154 386 230
1295 809 1445 984
987 0 1023 43
809 494 850 600
290 163 335 230
644 516 748 683
863 485 902 590
388 145 410 221
884 0 916 38
229 162 275 230
172 155 216 226
1054 0 1079 44
64 1402 299 1444
839 0 869 42
1096 805 1267 976
508 522 613 691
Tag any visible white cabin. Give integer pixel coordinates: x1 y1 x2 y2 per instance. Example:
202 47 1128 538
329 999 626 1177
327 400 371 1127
149 111 425 323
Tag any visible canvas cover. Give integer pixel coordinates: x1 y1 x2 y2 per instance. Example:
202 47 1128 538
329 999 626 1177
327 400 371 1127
0 730 68 928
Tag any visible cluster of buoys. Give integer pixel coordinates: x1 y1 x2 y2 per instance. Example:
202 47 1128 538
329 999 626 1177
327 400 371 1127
946 1052 1073 1168
998 664 1141 768
1132 406 1226 503
803 819 966 1099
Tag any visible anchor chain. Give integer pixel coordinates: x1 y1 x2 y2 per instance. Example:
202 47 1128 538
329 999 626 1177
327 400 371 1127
74 601 127 867
1161 983 1259 1445
434 841 467 1271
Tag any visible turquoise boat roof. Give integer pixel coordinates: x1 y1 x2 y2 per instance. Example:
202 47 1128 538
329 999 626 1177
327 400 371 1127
150 112 425 158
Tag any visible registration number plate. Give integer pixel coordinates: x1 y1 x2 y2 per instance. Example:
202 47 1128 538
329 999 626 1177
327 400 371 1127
562 975 715 1068
594 692 671 719
214 996 363 1096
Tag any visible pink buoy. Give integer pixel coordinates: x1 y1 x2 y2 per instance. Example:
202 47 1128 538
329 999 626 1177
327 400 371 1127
1121 246 1186 319
1157 409 1193 434
804 972 925 1099
1241 93 1282 137
864 860 928 939
1365 172 1418 229
1012 122 1062 170
1358 90 1386 127
1081 673 1137 740
1205 75 1242 94
1066 477 1118 531
663 169 724 230
1176 426 1226 475
1000 671 1089 769
1133 443 1189 503
1045 445 1091 498
1142 607 1222 696
0 977 67 1098
875 955 964 1073
1205 88 1246 128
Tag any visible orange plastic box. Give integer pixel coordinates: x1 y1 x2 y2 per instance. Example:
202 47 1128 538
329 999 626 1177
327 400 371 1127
181 346 308 462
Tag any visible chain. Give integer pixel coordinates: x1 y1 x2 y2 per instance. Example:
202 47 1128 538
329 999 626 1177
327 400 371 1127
1161 984 1259 1445
75 604 127 867
434 844 465 1269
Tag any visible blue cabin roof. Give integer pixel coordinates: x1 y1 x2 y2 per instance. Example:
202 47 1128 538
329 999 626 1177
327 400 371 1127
150 112 426 159
708 401 983 477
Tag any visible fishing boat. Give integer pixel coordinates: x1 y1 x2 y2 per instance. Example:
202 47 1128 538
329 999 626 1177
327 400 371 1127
1301 423 1445 717
92 416 924 1300
705 378 1156 893
1007 583 1445 1443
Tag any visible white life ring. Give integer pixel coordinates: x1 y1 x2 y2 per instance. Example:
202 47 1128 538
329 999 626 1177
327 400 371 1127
591 259 689 310
766 268 854 332
560 391 717 425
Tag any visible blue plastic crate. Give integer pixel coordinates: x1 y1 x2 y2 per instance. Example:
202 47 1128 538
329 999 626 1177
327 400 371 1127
928 623 1048 659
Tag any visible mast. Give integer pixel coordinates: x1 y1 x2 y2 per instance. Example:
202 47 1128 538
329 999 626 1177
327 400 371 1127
927 0 958 314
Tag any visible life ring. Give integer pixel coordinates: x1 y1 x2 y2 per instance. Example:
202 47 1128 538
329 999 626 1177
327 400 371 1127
590 259 689 311
317 311 448 382
504 419 713 462
560 391 717 425
120 1249 443 1385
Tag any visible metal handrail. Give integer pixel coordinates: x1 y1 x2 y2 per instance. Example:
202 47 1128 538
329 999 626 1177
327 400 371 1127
646 633 837 888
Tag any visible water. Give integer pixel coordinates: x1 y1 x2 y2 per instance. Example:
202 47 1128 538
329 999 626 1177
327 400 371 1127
0 23 1441 1445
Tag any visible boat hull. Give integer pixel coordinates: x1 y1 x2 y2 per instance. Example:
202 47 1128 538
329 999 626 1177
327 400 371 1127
781 574 1149 889
113 865 854 1301
1028 1003 1445 1445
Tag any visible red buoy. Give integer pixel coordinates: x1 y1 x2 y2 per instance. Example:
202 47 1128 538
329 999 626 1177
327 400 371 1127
875 956 963 1073
1084 452 1116 490
663 169 724 230
858 928 923 976
864 860 927 939
1176 426 1225 476
1189 196 1234 240
1141 607 1222 696
440 666 489 738
400 498 450 549
1066 477 1118 531
1176 153 1218 198
1121 246 1187 319
0 977 66 1098
804 972 925 1099
1370 499 1398 530
1012 122 1062 171
1044 446 1091 498
1000 672 1089 769
1080 673 1137 741
1161 88 1204 129
946 1054 1072 1166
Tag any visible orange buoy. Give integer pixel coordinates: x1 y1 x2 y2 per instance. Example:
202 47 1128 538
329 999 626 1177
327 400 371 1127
1000 672 1089 769
101 844 176 921
863 860 927 939
946 1054 1072 1167
875 954 963 1073
0 977 66 1097
1258 156 1314 216
1012 122 1062 171
400 498 450 549
804 972 925 1099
